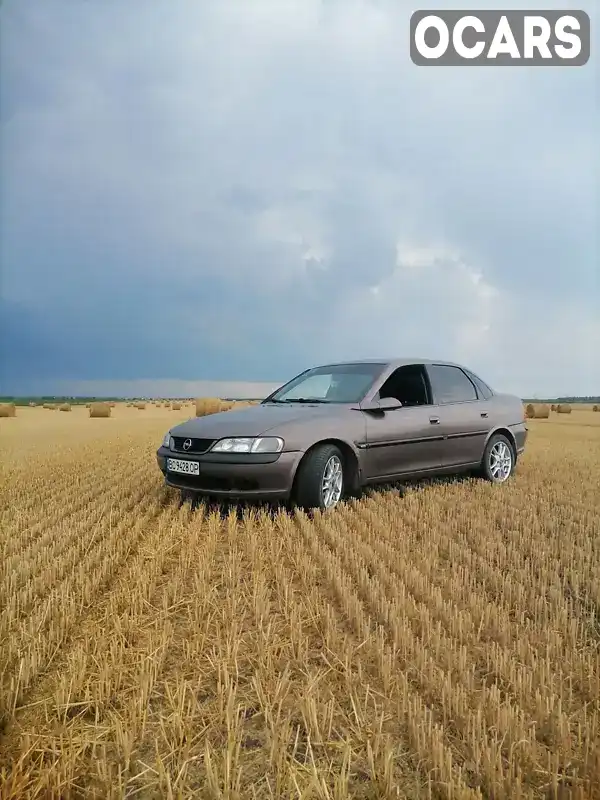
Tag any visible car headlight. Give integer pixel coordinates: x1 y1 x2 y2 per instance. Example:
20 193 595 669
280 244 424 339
210 436 284 454
162 432 171 448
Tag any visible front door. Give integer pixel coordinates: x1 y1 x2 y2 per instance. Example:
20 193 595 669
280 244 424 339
360 364 445 480
362 405 445 479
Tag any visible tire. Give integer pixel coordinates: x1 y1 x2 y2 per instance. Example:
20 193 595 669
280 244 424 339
293 444 345 511
179 489 198 508
480 434 515 484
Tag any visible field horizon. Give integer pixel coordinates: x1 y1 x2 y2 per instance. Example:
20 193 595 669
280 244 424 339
2 395 600 407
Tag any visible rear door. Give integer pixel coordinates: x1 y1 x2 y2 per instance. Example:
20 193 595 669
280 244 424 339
425 364 491 468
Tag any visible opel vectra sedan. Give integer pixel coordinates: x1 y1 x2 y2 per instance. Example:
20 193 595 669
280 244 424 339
156 358 527 511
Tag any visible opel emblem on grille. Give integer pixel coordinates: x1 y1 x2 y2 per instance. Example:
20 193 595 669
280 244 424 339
183 438 192 451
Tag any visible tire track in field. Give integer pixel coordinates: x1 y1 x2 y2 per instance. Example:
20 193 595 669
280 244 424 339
355 490 600 707
306 504 548 798
0 426 158 509
296 494 589 792
0 437 159 562
349 493 596 665
0 469 117 560
84 507 225 798
0 466 156 644
0 492 182 755
349 492 599 772
2 505 222 799
343 498 588 786
345 490 599 794
128 509 259 798
287 498 598 799
0 461 152 611
268 510 482 800
239 508 428 799
0 481 169 728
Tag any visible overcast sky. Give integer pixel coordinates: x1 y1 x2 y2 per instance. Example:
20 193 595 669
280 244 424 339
1 0 597 398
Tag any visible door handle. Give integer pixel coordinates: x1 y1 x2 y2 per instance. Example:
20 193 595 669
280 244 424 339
429 416 440 424
480 411 488 418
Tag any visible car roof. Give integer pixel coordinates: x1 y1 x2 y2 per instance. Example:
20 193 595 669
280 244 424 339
315 358 469 369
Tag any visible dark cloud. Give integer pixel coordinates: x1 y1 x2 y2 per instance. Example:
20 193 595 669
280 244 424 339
1 0 597 396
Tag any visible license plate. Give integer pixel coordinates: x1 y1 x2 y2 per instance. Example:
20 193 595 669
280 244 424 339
167 458 200 476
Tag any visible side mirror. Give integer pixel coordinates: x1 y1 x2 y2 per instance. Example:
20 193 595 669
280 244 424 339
362 396 402 412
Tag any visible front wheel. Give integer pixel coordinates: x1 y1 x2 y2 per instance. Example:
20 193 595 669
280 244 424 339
480 434 515 484
293 444 345 511
179 489 199 508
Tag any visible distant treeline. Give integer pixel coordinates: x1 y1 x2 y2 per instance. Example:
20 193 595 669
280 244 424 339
521 396 600 403
0 396 266 406
2 394 598 406
0 396 122 406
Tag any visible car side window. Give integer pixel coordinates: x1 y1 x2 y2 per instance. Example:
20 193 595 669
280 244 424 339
377 365 431 406
464 369 493 400
427 365 478 404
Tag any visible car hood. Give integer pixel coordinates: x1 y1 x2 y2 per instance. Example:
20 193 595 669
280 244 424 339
170 403 348 439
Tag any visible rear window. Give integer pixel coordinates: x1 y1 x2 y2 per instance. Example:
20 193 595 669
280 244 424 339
427 365 478 404
465 370 494 400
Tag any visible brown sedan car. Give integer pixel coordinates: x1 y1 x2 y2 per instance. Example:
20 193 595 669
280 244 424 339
156 358 528 510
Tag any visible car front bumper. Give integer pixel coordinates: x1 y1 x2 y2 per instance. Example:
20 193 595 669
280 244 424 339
156 446 302 501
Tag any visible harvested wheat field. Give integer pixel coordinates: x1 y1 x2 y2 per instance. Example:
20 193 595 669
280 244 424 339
1 406 599 799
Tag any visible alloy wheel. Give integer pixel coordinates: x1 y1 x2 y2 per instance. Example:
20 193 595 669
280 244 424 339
321 454 343 508
489 440 512 482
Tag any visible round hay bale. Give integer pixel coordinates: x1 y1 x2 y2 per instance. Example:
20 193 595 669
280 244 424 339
195 397 223 417
525 403 549 419
135 402 146 410
44 403 58 410
89 402 111 418
171 402 182 410
59 403 71 412
556 403 571 414
0 403 16 417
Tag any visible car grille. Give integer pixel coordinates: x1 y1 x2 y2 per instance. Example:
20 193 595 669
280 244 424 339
171 437 216 454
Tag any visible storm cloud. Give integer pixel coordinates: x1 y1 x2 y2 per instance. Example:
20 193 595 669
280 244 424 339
1 0 597 397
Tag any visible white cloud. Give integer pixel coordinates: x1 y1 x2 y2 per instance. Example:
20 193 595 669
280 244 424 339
326 240 503 366
395 242 460 270
254 204 332 278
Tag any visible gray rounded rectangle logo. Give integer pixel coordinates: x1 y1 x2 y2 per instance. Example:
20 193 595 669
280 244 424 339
410 9 590 65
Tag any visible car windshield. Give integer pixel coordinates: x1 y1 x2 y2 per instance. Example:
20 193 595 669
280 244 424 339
266 362 387 404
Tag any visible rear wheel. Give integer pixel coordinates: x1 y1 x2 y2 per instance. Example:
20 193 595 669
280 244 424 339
293 444 345 511
480 434 515 483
